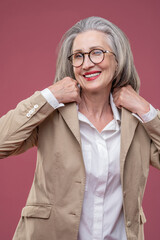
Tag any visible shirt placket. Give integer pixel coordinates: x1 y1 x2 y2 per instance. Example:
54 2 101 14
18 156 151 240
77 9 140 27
93 136 109 240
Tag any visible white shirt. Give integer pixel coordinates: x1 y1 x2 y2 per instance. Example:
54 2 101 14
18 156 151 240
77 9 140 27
41 88 157 240
78 95 126 240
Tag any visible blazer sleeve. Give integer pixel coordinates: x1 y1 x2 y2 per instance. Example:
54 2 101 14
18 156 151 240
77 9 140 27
0 91 54 159
142 110 160 169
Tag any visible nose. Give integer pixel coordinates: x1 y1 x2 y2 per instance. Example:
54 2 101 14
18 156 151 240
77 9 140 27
82 54 95 69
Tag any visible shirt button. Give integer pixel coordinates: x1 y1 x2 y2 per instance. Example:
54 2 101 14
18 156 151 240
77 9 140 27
34 104 39 109
127 221 131 227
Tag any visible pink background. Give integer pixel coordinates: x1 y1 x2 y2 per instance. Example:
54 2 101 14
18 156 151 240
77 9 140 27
0 0 159 239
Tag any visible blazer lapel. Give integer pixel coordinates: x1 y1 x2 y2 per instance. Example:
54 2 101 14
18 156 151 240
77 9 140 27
58 102 81 145
120 108 139 183
59 104 139 182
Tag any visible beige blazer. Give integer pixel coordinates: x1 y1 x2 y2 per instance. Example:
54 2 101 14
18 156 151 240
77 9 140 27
0 92 159 240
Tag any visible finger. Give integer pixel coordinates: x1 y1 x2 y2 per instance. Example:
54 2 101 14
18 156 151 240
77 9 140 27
117 105 122 109
114 100 122 109
75 87 81 104
113 87 121 95
112 91 120 103
76 94 81 104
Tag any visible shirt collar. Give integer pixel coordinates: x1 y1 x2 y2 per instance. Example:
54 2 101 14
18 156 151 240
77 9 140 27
77 93 121 125
110 94 121 123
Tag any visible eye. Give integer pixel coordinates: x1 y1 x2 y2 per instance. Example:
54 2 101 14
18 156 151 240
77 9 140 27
73 52 83 59
91 49 103 56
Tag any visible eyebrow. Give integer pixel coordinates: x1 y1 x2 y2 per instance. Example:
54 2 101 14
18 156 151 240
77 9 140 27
73 46 104 53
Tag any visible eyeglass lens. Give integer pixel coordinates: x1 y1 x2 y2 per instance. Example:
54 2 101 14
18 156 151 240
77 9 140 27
72 49 104 67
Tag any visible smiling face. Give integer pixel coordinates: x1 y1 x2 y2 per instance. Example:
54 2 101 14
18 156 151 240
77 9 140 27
72 30 117 94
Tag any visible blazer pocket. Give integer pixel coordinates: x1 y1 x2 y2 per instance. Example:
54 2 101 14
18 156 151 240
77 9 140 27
21 205 52 219
139 208 147 224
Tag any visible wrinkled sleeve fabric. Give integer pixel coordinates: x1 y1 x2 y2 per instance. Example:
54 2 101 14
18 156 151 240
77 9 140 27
0 91 54 159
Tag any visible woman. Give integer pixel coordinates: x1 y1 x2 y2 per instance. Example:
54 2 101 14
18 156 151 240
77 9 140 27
0 16 159 240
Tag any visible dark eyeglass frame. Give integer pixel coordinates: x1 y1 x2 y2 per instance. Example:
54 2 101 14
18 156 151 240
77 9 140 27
68 49 117 67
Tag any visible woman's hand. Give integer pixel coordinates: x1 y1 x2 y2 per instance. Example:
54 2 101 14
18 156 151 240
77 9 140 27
48 77 81 104
113 85 150 117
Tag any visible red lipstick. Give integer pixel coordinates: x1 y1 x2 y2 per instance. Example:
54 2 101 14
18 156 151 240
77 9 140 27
83 71 101 81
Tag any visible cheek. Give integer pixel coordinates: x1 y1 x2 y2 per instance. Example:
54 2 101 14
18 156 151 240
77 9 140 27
101 57 117 71
73 68 79 79
105 63 116 77
74 69 82 81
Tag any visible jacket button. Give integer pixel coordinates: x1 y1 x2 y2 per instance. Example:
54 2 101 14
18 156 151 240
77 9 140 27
29 109 35 115
26 113 31 118
127 221 131 227
34 104 39 109
123 191 126 197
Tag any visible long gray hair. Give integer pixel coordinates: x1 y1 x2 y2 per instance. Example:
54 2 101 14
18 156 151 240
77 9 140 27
54 16 140 92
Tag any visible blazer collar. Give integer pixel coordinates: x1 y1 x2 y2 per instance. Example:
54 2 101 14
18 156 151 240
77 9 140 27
58 102 81 145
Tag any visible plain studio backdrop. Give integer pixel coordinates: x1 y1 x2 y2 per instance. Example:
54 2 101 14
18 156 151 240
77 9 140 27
0 0 159 239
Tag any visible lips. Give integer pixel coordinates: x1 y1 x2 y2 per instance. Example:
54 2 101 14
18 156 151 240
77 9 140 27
83 71 101 81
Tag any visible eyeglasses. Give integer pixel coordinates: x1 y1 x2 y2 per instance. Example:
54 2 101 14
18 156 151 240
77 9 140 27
68 49 117 67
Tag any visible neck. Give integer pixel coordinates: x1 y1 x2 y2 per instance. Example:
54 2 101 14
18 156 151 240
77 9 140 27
78 88 111 120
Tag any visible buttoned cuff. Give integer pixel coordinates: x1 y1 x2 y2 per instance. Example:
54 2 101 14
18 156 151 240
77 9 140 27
132 104 157 123
41 88 65 109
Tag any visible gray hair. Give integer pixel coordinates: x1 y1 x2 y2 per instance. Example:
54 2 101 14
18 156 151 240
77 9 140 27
54 16 140 92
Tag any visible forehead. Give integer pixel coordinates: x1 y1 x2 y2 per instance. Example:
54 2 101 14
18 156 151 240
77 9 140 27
72 30 111 52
